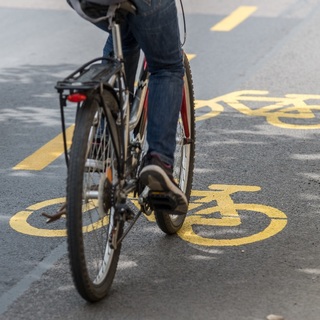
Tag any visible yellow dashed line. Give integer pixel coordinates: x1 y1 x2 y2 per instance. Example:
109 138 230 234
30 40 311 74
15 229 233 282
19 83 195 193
13 125 74 171
211 6 257 32
187 54 196 61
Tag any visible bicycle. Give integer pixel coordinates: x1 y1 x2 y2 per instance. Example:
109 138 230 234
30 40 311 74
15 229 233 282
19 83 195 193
54 1 195 302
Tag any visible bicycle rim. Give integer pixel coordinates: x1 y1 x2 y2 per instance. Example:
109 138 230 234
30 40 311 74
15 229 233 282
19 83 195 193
67 93 122 302
155 52 195 234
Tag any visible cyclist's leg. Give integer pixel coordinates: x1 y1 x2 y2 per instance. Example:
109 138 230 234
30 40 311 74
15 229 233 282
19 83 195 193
155 52 196 232
128 0 184 167
127 0 188 214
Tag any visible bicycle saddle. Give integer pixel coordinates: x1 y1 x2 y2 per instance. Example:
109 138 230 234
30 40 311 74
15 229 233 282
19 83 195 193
68 0 136 22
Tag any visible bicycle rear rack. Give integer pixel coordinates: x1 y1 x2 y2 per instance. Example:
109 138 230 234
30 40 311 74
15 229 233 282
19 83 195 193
55 57 122 92
55 57 123 168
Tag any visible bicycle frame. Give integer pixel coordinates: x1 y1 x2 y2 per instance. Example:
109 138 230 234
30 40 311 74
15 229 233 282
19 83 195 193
55 9 191 218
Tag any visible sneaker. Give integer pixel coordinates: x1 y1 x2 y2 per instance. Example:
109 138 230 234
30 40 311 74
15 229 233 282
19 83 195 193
139 153 188 215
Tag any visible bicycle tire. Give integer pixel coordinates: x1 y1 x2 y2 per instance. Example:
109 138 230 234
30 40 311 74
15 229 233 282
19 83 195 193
67 91 123 302
155 52 195 234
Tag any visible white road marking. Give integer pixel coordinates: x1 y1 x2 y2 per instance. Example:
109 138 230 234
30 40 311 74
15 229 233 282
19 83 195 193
0 242 67 315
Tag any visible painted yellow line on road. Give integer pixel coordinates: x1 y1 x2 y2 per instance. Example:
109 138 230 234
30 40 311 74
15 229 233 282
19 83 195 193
187 54 196 61
10 184 288 244
211 6 257 32
13 125 74 171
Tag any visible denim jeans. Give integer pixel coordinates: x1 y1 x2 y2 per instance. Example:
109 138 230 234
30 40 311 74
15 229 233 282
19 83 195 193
96 0 184 166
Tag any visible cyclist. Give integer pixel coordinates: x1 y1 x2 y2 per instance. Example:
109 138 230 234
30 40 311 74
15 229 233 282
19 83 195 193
67 0 188 215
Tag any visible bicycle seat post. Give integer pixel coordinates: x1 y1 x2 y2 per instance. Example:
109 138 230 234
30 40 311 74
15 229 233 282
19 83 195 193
112 23 124 62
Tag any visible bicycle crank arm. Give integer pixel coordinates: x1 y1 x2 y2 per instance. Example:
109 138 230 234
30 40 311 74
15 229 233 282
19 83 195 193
116 210 142 247
110 204 142 249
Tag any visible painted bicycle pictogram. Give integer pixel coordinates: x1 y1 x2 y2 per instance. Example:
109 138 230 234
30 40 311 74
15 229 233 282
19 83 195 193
195 90 320 129
177 184 287 246
9 184 287 247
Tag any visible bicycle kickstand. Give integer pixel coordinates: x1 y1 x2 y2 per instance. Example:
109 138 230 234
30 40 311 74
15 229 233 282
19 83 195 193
41 202 67 223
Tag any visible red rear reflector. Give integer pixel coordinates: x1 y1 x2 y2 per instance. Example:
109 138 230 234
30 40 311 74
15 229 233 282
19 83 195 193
67 93 87 103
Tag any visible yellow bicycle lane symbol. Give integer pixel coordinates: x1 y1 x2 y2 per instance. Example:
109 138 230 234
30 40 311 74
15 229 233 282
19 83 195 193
9 184 287 247
9 198 110 237
177 184 287 246
196 90 320 129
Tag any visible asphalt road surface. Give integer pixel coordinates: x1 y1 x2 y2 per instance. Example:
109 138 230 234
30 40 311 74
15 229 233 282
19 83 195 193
1 0 320 319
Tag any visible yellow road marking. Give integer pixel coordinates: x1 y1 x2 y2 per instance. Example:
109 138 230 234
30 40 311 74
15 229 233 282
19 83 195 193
13 125 74 171
211 6 257 32
177 185 288 246
178 203 287 246
10 198 67 237
187 54 196 61
10 197 110 237
15 89 320 171
195 90 320 129
10 185 288 246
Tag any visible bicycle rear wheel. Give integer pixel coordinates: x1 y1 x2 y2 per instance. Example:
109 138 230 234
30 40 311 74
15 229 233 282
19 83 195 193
155 53 195 234
67 91 122 302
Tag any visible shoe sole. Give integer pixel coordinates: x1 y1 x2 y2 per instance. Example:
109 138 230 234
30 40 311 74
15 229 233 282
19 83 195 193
140 165 188 215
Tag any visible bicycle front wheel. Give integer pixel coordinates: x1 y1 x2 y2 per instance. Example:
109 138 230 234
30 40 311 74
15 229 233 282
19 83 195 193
67 92 122 302
155 53 195 234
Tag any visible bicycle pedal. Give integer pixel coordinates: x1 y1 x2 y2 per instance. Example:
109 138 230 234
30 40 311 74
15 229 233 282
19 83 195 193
147 191 178 211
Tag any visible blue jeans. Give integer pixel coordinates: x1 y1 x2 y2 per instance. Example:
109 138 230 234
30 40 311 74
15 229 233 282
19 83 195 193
96 0 184 166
